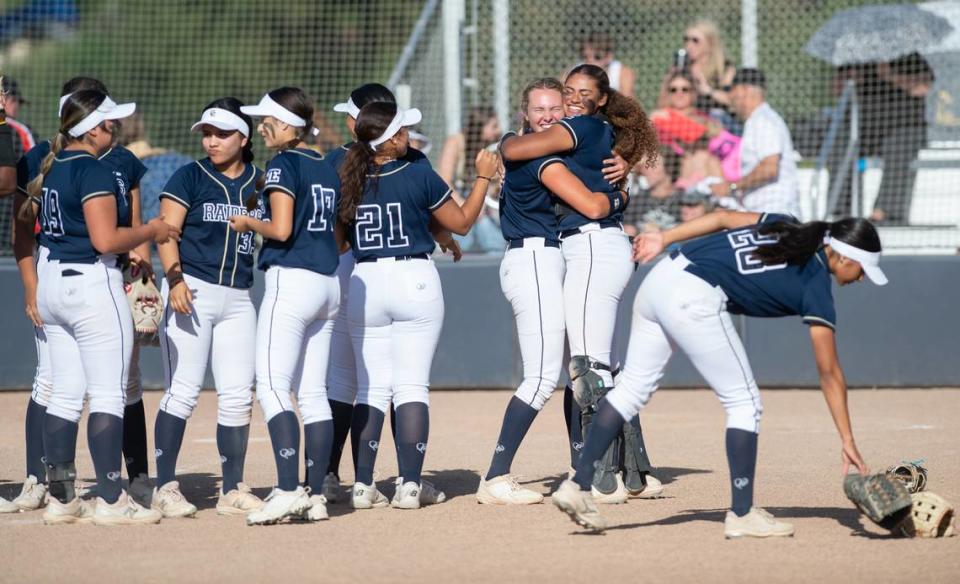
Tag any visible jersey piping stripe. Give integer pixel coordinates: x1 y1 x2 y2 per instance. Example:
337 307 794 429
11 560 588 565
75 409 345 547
802 315 836 330
159 302 175 411
536 158 565 181
266 269 288 414
54 152 94 162
158 191 190 209
195 161 233 286
716 303 762 433
229 167 258 288
558 120 579 148
264 184 296 199
368 161 411 177
104 263 128 405
98 147 114 161
31 328 44 401
80 190 114 203
284 148 324 161
429 189 453 210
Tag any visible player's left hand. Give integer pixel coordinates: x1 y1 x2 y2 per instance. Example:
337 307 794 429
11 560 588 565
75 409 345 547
602 152 627 184
632 230 666 264
842 438 868 476
229 215 252 233
475 150 500 180
440 238 462 262
128 250 155 282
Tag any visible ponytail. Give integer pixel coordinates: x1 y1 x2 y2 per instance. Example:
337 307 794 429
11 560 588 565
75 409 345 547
753 217 881 266
19 134 66 223
338 142 374 225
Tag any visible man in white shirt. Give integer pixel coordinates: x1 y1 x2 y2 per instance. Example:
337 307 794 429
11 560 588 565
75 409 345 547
711 68 801 217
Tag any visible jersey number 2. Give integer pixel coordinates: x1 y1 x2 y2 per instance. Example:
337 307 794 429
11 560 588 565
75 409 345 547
355 203 411 251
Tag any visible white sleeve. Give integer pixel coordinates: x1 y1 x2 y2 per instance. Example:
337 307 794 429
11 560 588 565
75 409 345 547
751 113 786 160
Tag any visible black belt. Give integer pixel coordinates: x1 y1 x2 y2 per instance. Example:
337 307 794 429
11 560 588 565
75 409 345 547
558 218 622 240
507 238 560 250
356 253 430 263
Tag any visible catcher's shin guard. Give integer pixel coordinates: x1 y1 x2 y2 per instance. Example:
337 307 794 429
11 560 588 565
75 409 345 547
571 356 622 494
621 416 653 492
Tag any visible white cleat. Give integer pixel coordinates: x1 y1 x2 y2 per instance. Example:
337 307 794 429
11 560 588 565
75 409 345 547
246 487 311 526
724 507 795 539
151 481 197 518
391 479 421 510
128 474 154 508
591 473 629 505
93 491 162 525
476 474 544 505
627 473 664 499
321 473 342 504
0 496 19 514
217 483 264 516
552 479 607 532
420 479 446 505
42 496 94 525
300 494 329 521
351 481 389 509
12 475 47 511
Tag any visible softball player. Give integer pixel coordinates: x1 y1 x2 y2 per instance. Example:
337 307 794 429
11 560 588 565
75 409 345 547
24 90 175 525
229 87 341 525
323 83 447 505
554 211 878 536
150 98 264 518
500 64 663 502
339 101 496 510
477 77 630 505
8 77 153 514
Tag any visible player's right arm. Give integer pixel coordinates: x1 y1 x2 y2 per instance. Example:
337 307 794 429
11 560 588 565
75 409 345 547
431 150 500 235
633 210 763 263
809 324 868 475
155 199 192 314
500 124 575 162
12 191 40 326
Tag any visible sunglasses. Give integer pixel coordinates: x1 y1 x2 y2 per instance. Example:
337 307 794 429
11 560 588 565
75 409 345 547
669 86 692 94
683 35 701 44
581 51 608 61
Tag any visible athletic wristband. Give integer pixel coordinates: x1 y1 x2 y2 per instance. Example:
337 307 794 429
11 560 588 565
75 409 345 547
165 264 184 288
605 190 627 214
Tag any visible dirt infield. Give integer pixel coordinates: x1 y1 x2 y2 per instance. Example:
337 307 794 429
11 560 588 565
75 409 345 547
1 388 958 583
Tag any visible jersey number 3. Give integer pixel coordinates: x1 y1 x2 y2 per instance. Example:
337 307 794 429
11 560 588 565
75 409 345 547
355 203 410 251
727 229 787 275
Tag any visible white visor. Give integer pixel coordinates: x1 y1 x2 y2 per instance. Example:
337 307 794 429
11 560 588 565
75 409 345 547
240 93 306 127
190 107 250 137
67 96 136 138
58 93 73 116
333 97 361 119
826 236 888 286
369 107 422 148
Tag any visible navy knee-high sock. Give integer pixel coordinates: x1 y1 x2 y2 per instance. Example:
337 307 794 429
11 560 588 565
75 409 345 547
394 403 429 485
43 413 79 503
122 400 149 479
217 424 249 493
304 421 334 493
154 411 187 487
573 401 625 491
267 411 300 491
485 397 539 480
564 385 583 467
327 400 354 479
726 428 758 517
351 404 385 486
25 398 47 481
87 413 124 504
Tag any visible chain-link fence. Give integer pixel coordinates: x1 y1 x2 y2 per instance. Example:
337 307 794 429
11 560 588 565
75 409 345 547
2 0 958 255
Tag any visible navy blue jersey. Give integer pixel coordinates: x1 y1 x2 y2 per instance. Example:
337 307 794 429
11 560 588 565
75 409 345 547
159 159 263 289
349 160 451 261
258 148 340 275
555 115 620 232
498 132 563 242
37 151 117 263
325 142 431 172
679 213 837 329
20 142 145 227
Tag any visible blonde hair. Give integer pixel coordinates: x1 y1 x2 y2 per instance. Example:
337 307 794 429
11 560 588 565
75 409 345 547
688 19 729 88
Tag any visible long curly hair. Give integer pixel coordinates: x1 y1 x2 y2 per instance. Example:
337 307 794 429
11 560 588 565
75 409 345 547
338 102 398 225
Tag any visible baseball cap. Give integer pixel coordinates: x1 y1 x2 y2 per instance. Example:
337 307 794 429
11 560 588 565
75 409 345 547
369 107 422 148
731 68 766 90
1 78 26 104
190 107 250 137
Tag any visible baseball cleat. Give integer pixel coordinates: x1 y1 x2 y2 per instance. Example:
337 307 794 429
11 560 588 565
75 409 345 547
246 487 311 525
351 481 389 509
476 474 544 505
724 507 795 539
12 475 47 511
42 496 94 525
0 496 20 514
151 481 197 518
391 479 421 510
321 473 342 503
420 479 446 505
217 483 264 515
300 494 329 521
626 473 664 499
591 473 629 504
93 491 162 525
128 473 154 508
552 479 607 532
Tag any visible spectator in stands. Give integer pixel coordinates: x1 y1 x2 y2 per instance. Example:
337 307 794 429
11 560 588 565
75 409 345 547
116 112 192 221
578 31 636 98
438 105 502 194
0 86 16 196
0 78 37 156
678 190 713 223
712 68 800 217
659 19 736 128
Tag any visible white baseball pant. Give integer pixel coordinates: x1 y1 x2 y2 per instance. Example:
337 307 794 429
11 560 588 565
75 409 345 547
349 258 444 414
604 254 763 432
158 274 256 426
499 240 566 410
256 266 340 425
327 250 358 404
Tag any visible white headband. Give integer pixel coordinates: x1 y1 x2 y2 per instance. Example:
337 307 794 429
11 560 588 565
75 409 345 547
58 93 73 116
369 107 422 148
824 235 888 286
333 97 361 119
67 96 136 138
190 107 250 137
241 93 306 127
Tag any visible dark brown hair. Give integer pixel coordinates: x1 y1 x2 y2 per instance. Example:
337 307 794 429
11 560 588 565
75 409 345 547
753 218 881 266
267 86 315 152
338 102 397 225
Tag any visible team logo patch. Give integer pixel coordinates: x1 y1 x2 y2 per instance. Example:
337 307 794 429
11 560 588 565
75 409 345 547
368 440 379 451
107 471 121 482
416 442 427 454
494 444 505 454
155 448 163 457
265 168 282 184
572 442 584 452
306 459 314 468
279 447 296 459
220 455 228 464
733 477 750 490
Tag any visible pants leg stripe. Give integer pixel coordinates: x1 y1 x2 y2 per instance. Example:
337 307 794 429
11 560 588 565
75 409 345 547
266 268 287 413
32 327 42 399
530 250 545 407
104 264 127 404
160 301 174 413
580 233 595 358
716 305 761 432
